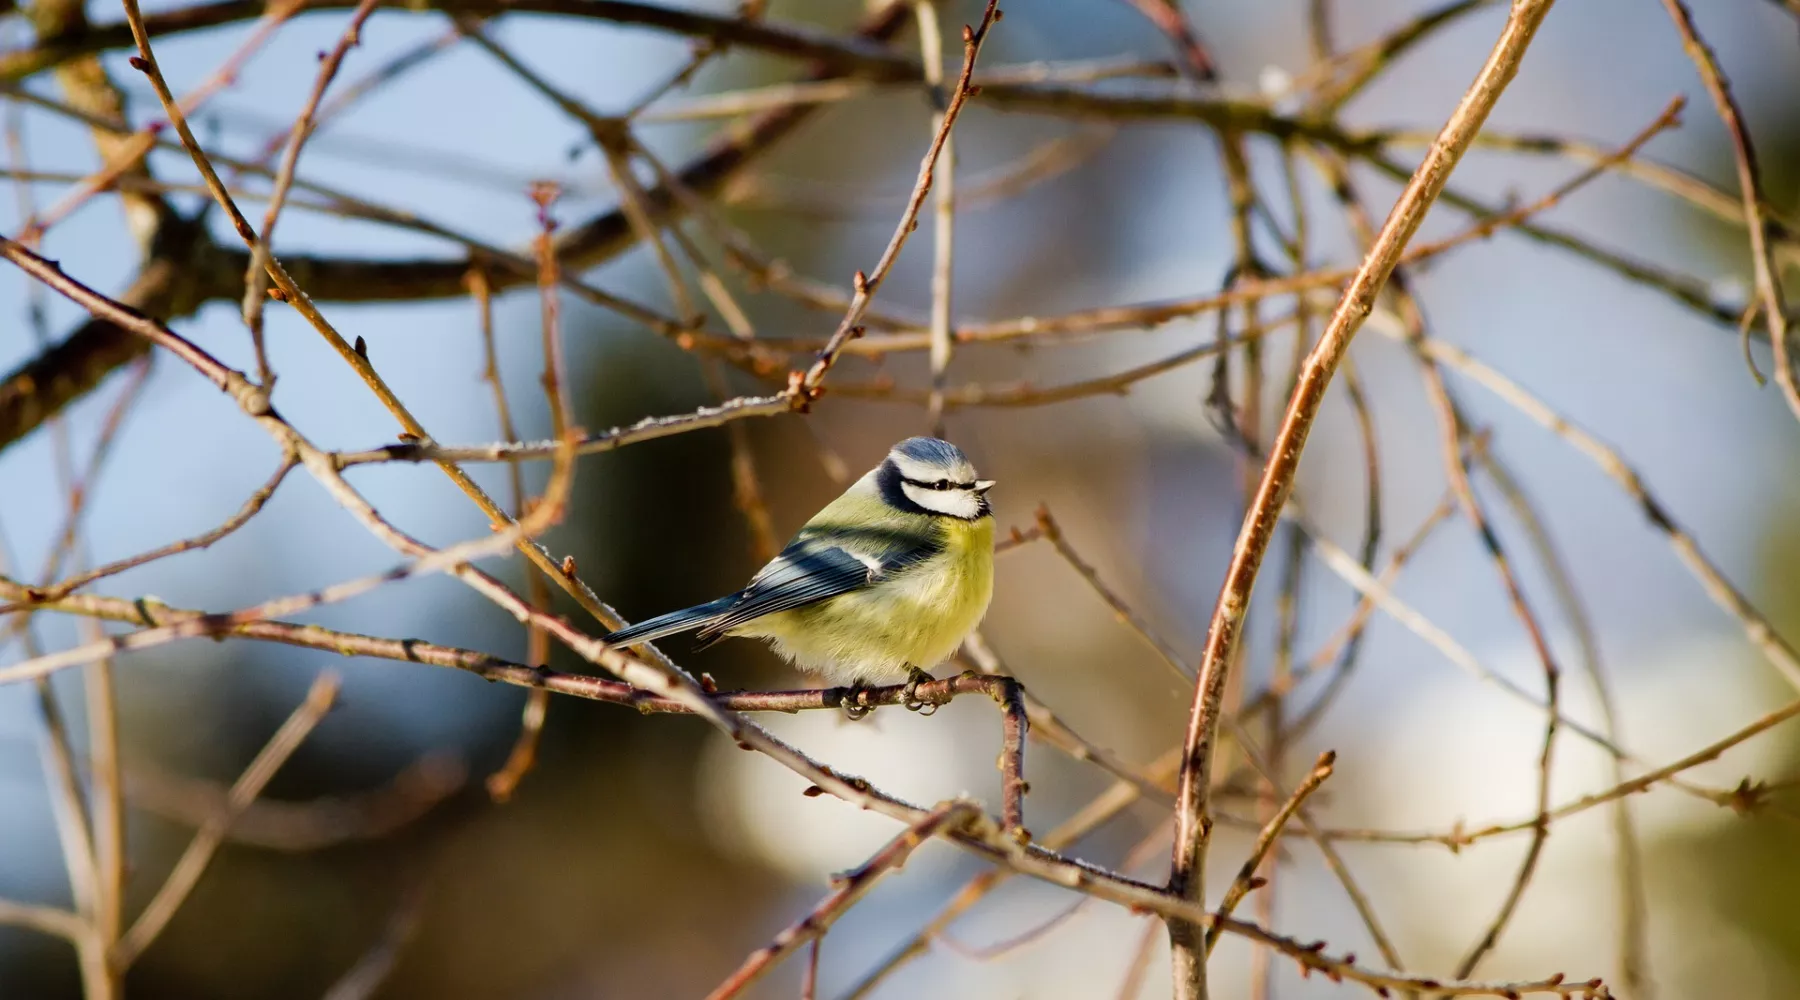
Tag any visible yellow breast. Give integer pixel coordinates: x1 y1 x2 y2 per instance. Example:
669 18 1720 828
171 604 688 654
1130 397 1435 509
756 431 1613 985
735 514 995 684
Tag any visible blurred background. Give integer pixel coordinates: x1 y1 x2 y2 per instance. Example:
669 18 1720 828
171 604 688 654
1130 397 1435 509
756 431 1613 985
2 0 1799 997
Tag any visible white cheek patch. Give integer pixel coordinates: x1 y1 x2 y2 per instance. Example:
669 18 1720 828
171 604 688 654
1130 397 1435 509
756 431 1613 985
902 482 980 518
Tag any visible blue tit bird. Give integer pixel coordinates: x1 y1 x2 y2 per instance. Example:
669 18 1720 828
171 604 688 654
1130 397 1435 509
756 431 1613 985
601 437 996 714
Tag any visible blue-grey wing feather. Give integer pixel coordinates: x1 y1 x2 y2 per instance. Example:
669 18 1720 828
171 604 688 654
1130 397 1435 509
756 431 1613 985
695 528 942 641
602 595 738 647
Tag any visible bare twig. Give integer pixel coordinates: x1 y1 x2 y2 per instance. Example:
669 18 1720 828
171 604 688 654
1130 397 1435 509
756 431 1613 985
917 0 958 435
113 672 342 966
1166 6 1560 997
1473 447 1652 996
707 801 979 1000
320 871 431 1000
797 1 1002 402
242 0 383 388
125 752 466 851
1204 751 1335 953
1654 0 1796 418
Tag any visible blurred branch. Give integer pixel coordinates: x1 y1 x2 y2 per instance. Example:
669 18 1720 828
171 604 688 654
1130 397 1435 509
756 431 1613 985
842 747 1185 999
319 872 432 1000
0 0 922 84
1365 315 1800 696
1474 446 1652 996
1321 690 1800 849
113 672 341 966
0 1 915 456
1655 0 1796 411
794 0 1002 404
125 753 467 852
1203 751 1334 954
0 898 87 941
22 455 296 606
708 800 981 1000
1166 4 1558 997
1297 0 1499 111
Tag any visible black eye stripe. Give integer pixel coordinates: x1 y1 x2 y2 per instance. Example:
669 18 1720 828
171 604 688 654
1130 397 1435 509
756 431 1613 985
902 477 973 491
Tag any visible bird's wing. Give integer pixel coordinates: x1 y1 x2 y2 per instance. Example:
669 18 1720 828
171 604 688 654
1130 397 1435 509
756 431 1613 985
602 595 739 647
695 527 942 641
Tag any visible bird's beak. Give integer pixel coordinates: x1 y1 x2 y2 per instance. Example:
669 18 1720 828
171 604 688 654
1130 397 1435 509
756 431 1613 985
974 480 996 494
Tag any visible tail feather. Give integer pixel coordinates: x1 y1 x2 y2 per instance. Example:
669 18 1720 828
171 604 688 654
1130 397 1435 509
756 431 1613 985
602 595 738 648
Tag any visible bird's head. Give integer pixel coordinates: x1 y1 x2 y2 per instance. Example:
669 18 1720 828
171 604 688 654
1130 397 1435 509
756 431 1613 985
881 437 995 520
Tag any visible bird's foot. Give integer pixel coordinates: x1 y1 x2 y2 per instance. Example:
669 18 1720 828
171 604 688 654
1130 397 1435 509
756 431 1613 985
838 683 874 721
903 667 938 715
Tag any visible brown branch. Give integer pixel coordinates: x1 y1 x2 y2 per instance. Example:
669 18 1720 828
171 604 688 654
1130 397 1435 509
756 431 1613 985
706 801 979 1000
112 672 341 966
0 0 921 84
466 264 554 803
795 1 1003 404
1375 322 1800 695
242 0 383 387
1204 751 1335 953
1164 4 1559 996
958 630 1171 805
842 748 1185 1000
20 455 296 606
1 568 1609 999
125 752 466 852
1035 506 1190 681
1117 0 1216 80
0 577 1045 718
1654 0 1796 419
0 2 916 457
1298 0 1497 111
1472 446 1653 996
1319 690 1800 851
933 817 1172 961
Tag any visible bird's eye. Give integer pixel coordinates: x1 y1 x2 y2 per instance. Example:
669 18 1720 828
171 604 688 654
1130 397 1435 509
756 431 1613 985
933 479 951 490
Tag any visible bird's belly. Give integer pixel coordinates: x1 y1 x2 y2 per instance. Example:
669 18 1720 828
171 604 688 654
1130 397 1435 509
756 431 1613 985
735 559 992 685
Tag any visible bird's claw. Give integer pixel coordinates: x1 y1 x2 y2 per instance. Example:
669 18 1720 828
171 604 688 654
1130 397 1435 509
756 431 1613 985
839 684 873 721
903 667 936 713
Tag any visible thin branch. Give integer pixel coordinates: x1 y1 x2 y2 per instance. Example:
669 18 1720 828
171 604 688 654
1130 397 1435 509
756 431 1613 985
113 672 342 966
795 1 1003 403
1473 446 1652 997
0 0 921 85
0 2 918 457
124 752 466 851
707 801 980 1000
1654 0 1796 418
0 898 87 941
959 630 1171 805
1368 318 1800 695
19 456 296 605
320 871 431 1000
917 0 957 435
1323 690 1800 850
1203 751 1335 953
242 0 383 388
840 748 1185 1000
1166 6 1560 997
